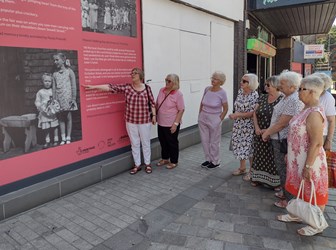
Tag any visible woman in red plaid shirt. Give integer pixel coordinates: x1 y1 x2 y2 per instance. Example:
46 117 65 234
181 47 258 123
83 68 156 174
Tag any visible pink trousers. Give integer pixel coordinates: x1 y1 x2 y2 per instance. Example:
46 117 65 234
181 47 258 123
198 111 222 165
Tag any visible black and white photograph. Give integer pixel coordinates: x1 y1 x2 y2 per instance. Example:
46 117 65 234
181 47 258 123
0 46 82 160
81 0 137 37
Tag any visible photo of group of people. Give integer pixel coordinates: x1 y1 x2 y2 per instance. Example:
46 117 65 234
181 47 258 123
0 47 82 160
81 0 137 37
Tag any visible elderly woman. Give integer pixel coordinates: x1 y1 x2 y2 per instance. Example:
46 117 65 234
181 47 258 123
83 68 156 174
230 74 259 179
199 71 228 169
156 74 185 169
250 76 283 187
277 75 328 236
313 72 335 151
262 71 304 208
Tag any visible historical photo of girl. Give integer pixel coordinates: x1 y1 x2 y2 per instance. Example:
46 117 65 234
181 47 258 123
0 46 82 160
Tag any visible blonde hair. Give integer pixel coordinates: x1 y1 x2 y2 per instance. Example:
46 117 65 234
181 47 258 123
212 71 226 86
166 74 180 90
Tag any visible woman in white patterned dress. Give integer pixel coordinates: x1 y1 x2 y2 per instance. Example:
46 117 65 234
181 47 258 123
230 74 259 180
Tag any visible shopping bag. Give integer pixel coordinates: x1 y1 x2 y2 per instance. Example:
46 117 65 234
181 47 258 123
326 151 336 188
286 180 328 230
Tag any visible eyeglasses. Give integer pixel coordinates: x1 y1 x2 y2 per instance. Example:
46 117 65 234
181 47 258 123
241 80 249 84
211 77 220 81
298 87 309 92
130 72 139 76
165 79 172 83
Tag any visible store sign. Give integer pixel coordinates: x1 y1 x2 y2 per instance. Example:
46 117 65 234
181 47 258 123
304 44 324 59
255 0 324 9
257 26 269 42
247 38 276 58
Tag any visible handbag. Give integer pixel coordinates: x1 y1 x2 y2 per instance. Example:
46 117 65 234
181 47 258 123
286 180 328 230
145 84 153 119
278 133 287 154
326 151 336 188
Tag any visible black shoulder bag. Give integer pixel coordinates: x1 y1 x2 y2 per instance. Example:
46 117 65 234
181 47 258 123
145 84 153 119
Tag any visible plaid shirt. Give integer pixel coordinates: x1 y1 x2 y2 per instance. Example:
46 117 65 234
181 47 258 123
109 83 155 124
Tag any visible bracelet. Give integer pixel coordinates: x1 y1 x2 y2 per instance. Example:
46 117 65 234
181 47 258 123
305 164 312 169
327 138 332 142
174 122 179 126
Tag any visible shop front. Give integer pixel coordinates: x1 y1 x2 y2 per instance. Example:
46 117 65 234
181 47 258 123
246 19 276 92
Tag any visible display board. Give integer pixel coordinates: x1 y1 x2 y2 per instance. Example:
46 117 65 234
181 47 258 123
0 0 143 187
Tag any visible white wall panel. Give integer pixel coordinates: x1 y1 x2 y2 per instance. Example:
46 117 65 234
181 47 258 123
210 21 234 113
178 0 244 21
142 0 243 136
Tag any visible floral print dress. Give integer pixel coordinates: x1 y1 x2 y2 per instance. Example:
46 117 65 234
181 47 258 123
231 89 259 160
286 107 328 205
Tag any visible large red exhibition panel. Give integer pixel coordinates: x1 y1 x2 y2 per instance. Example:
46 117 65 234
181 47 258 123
0 0 142 186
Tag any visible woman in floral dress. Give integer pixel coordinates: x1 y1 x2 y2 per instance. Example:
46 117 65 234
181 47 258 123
230 74 259 180
277 75 328 236
251 76 283 187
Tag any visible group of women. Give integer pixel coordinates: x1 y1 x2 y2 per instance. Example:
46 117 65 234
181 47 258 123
83 68 185 174
229 71 333 236
84 68 333 236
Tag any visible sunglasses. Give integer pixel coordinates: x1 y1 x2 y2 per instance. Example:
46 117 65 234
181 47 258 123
165 79 172 83
242 80 249 84
298 87 309 92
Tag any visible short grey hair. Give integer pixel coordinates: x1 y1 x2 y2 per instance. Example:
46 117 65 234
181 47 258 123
301 75 324 97
278 71 302 89
266 75 279 89
312 72 333 91
244 73 259 91
166 73 180 90
212 71 226 86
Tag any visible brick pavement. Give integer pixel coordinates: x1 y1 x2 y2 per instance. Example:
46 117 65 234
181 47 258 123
0 132 335 250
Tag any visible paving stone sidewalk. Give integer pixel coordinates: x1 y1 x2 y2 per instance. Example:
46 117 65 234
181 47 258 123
0 132 335 250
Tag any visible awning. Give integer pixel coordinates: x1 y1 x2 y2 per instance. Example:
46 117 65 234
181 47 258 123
247 38 276 57
249 0 336 37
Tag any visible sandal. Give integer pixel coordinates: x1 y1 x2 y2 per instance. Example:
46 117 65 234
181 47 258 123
166 163 177 169
145 165 152 174
156 159 169 166
251 181 260 187
297 225 323 236
243 173 251 181
274 200 288 208
277 214 302 223
130 166 141 175
275 191 286 200
232 168 247 176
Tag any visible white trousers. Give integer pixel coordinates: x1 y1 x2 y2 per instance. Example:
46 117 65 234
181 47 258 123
126 122 152 166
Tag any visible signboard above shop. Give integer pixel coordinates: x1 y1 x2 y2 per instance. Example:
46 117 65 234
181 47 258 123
304 44 324 59
254 0 325 9
247 38 276 58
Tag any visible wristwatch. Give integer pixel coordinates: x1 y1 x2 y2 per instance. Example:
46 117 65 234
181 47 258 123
174 122 179 126
305 164 312 169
